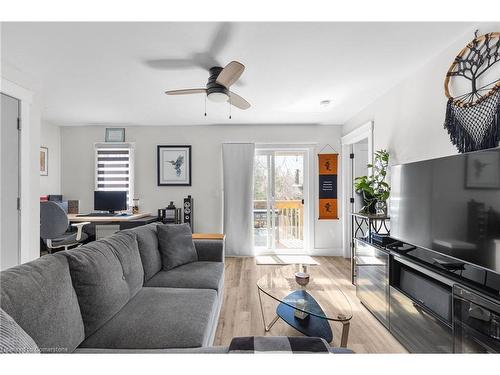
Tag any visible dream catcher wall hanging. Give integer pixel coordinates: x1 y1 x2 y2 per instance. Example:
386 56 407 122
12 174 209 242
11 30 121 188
444 31 500 153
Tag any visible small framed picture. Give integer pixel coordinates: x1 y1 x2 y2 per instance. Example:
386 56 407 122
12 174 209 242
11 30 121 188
40 146 48 176
157 145 192 186
465 151 500 189
105 128 125 142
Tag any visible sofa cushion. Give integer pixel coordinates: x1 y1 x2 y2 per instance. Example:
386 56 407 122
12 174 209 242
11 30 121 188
0 255 85 353
144 261 224 294
0 308 40 353
79 287 218 349
158 223 198 271
122 222 161 282
61 231 143 337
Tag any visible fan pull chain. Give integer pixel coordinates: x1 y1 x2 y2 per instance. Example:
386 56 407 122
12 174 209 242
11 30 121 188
204 96 207 117
229 97 232 119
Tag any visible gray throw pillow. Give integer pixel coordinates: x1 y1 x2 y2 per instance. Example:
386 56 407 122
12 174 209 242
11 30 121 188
158 224 198 270
0 308 40 353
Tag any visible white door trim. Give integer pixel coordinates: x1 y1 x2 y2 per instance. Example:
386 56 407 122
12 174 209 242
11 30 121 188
1 77 36 265
340 121 374 258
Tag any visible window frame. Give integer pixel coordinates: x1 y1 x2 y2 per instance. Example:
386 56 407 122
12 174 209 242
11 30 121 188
94 142 135 210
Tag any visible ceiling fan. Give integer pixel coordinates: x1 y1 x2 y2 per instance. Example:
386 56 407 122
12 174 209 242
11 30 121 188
164 61 250 110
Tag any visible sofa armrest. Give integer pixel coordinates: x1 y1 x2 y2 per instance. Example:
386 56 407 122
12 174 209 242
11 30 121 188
194 239 225 262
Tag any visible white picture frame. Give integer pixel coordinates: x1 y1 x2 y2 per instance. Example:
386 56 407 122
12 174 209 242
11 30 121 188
40 146 48 176
157 145 192 186
105 128 125 142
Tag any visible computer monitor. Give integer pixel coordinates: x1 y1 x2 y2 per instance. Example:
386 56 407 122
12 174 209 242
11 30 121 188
94 191 127 213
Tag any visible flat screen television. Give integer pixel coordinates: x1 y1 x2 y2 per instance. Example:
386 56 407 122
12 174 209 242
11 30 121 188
390 148 500 273
94 191 127 213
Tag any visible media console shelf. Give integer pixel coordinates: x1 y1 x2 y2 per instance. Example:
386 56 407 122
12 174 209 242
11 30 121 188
355 237 455 353
350 212 390 284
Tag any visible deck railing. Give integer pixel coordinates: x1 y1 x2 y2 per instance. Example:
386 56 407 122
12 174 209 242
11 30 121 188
253 200 303 245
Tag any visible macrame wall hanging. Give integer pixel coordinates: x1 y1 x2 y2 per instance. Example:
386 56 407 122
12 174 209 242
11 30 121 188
444 31 500 153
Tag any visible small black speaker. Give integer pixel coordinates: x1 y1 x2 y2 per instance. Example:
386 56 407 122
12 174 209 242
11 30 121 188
183 195 193 231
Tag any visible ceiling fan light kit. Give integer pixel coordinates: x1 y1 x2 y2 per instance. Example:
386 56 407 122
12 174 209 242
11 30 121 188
165 60 250 116
207 92 229 102
207 67 230 102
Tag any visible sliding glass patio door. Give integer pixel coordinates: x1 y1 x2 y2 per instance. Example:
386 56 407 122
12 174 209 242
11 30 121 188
253 149 307 253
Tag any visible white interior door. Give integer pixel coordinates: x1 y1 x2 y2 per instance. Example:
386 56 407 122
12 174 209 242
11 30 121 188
254 148 307 254
1 93 21 270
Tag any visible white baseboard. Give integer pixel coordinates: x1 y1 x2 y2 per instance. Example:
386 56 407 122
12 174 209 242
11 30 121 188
225 249 346 257
308 248 344 256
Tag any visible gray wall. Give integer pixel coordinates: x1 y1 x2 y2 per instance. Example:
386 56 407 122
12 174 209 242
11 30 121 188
61 124 344 254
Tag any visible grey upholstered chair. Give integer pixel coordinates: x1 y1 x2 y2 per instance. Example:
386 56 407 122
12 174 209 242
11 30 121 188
40 201 90 252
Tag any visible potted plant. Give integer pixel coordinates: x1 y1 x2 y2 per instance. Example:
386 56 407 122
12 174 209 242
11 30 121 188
354 149 390 215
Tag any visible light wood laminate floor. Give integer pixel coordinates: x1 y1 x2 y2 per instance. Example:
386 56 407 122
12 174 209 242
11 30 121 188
213 256 407 353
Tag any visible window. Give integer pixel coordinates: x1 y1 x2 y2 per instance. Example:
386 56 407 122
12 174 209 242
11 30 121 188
94 143 134 209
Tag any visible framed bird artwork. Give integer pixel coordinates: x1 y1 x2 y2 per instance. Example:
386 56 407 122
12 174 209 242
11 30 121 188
157 145 192 186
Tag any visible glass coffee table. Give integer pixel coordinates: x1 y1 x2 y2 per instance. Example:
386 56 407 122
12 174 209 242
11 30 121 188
257 264 353 347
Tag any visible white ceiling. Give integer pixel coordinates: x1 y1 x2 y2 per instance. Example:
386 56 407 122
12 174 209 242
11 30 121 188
1 22 475 126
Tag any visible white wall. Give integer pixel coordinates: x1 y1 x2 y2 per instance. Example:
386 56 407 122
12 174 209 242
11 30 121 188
343 23 500 165
61 124 344 254
40 121 61 195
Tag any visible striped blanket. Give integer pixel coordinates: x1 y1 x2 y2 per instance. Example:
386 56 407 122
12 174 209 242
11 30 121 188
228 336 331 354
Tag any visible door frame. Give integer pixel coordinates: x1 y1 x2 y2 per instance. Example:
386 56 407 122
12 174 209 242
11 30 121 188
254 144 314 255
340 121 374 258
1 77 36 265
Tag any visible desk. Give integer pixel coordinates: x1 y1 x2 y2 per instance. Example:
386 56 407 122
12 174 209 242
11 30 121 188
68 214 224 242
68 213 152 222
68 213 158 241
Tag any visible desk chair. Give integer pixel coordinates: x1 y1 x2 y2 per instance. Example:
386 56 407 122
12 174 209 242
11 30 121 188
40 201 90 252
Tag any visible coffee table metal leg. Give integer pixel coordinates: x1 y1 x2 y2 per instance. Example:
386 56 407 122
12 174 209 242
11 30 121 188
258 288 279 332
339 320 350 348
265 315 280 332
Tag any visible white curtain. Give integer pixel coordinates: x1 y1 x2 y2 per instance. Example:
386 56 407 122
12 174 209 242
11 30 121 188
222 143 255 256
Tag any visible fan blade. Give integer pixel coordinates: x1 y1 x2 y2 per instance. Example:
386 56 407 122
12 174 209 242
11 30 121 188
165 88 207 95
228 91 251 110
208 23 232 56
191 52 220 71
145 58 195 70
216 61 245 88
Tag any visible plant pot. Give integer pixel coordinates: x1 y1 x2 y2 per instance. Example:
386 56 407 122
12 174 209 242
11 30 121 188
362 192 377 214
354 191 364 212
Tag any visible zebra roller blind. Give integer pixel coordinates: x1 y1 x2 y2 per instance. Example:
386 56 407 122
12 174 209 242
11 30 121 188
94 144 134 208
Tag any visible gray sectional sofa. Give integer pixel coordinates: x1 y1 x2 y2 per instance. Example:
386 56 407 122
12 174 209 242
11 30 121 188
0 222 225 353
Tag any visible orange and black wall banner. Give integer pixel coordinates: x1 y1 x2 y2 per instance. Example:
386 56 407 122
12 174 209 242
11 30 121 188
318 153 338 220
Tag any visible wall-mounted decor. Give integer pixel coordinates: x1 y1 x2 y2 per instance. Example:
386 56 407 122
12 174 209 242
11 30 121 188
105 127 125 142
318 153 338 220
40 146 48 176
465 150 500 189
444 31 500 153
157 145 192 186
